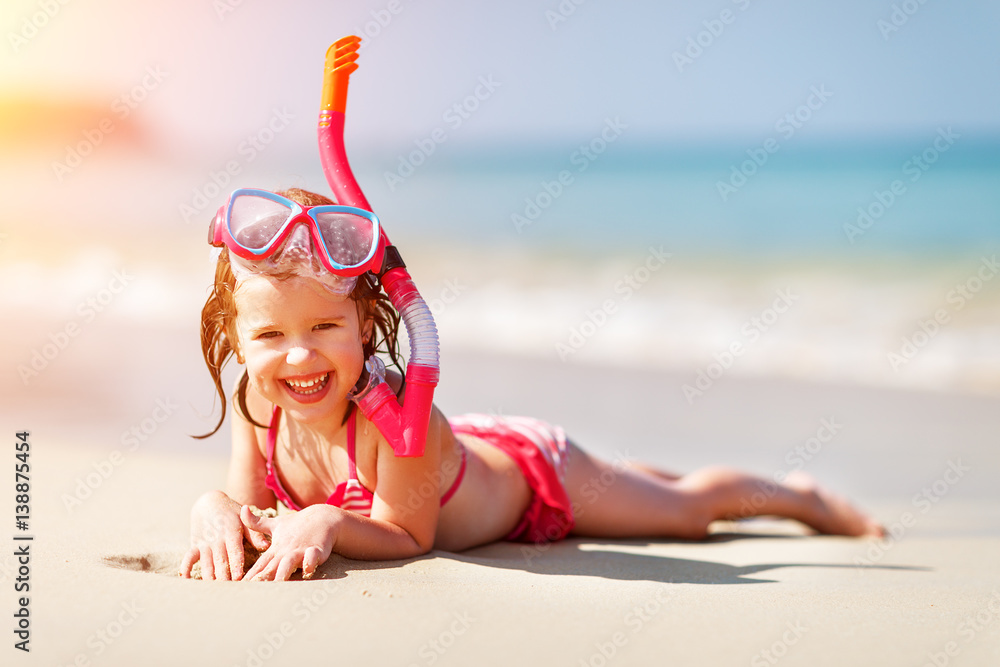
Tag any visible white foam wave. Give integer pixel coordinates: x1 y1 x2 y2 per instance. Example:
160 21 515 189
8 245 999 398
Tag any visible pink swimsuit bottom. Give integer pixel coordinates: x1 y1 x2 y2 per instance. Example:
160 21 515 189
449 413 575 544
264 408 574 544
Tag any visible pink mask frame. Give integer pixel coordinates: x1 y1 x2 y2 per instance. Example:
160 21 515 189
208 188 384 277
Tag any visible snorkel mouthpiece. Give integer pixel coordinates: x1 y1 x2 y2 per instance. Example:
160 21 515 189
319 35 440 458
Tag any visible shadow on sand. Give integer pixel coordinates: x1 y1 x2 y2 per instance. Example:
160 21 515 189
105 532 928 584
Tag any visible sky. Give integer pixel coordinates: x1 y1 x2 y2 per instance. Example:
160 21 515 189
2 0 998 162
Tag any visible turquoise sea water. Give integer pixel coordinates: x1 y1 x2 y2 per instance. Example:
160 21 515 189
309 135 1000 396
354 134 1000 260
4 134 998 406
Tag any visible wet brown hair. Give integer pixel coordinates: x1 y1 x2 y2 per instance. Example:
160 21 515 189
194 188 402 438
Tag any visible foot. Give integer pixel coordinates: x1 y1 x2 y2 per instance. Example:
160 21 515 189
784 471 885 537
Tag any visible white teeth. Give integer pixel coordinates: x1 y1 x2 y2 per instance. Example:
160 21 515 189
285 373 329 394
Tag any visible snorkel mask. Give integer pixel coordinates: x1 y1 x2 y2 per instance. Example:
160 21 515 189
210 188 382 296
209 35 440 457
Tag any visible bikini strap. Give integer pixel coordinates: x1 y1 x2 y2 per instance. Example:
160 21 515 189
346 408 359 481
439 442 467 505
264 406 302 511
266 405 281 474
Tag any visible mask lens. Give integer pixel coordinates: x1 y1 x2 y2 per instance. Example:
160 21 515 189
314 210 376 268
229 194 293 251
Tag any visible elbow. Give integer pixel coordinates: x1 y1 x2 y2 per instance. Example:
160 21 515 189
409 532 435 557
396 513 438 557
368 517 435 559
402 521 438 557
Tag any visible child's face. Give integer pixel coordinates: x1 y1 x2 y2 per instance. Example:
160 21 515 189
233 275 371 425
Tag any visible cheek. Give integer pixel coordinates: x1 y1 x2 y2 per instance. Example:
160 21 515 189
340 337 368 372
242 358 267 393
330 336 367 385
242 345 279 386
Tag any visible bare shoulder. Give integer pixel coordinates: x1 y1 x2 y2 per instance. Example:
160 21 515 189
240 375 274 452
226 372 276 506
229 375 258 437
381 368 454 448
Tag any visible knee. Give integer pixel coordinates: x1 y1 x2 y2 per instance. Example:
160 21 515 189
664 491 716 540
677 510 713 540
675 466 750 527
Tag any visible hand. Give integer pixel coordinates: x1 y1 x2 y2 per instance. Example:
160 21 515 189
178 490 272 580
240 504 339 581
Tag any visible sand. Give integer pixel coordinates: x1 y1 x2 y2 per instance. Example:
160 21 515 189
6 351 1000 666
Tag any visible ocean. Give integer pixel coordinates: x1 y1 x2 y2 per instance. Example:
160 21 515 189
344 135 1000 397
360 133 1000 257
4 134 1000 421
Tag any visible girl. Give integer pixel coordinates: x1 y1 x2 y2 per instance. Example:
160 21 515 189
180 187 883 582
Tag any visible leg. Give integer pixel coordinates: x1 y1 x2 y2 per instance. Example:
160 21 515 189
622 461 682 482
565 445 712 539
564 444 883 539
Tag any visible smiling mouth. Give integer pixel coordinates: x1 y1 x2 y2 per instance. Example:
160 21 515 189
284 373 330 395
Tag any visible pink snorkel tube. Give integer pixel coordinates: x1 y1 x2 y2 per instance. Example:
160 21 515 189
318 36 440 457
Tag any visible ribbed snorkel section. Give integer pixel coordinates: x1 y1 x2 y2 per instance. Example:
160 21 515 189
318 35 440 457
389 274 441 368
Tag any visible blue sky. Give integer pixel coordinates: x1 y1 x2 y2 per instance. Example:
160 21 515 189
3 0 998 158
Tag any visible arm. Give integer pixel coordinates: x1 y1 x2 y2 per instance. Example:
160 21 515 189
179 376 274 580
335 401 447 558
225 380 278 509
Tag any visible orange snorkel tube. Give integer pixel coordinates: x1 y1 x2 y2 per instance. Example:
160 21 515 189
318 36 440 457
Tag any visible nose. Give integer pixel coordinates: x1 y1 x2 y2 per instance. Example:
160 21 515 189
285 345 314 366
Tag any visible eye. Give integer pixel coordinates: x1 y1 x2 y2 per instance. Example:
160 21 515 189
315 322 341 331
255 331 281 340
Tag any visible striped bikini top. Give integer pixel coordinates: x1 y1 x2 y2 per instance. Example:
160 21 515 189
264 406 465 516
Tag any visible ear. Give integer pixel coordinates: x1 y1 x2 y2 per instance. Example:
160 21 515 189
361 316 374 345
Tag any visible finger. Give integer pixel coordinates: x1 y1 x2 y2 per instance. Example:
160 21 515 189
179 548 199 578
199 546 215 580
212 541 231 581
275 553 302 582
240 505 274 536
243 550 273 581
252 553 282 582
302 547 323 580
226 536 245 581
244 523 272 552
